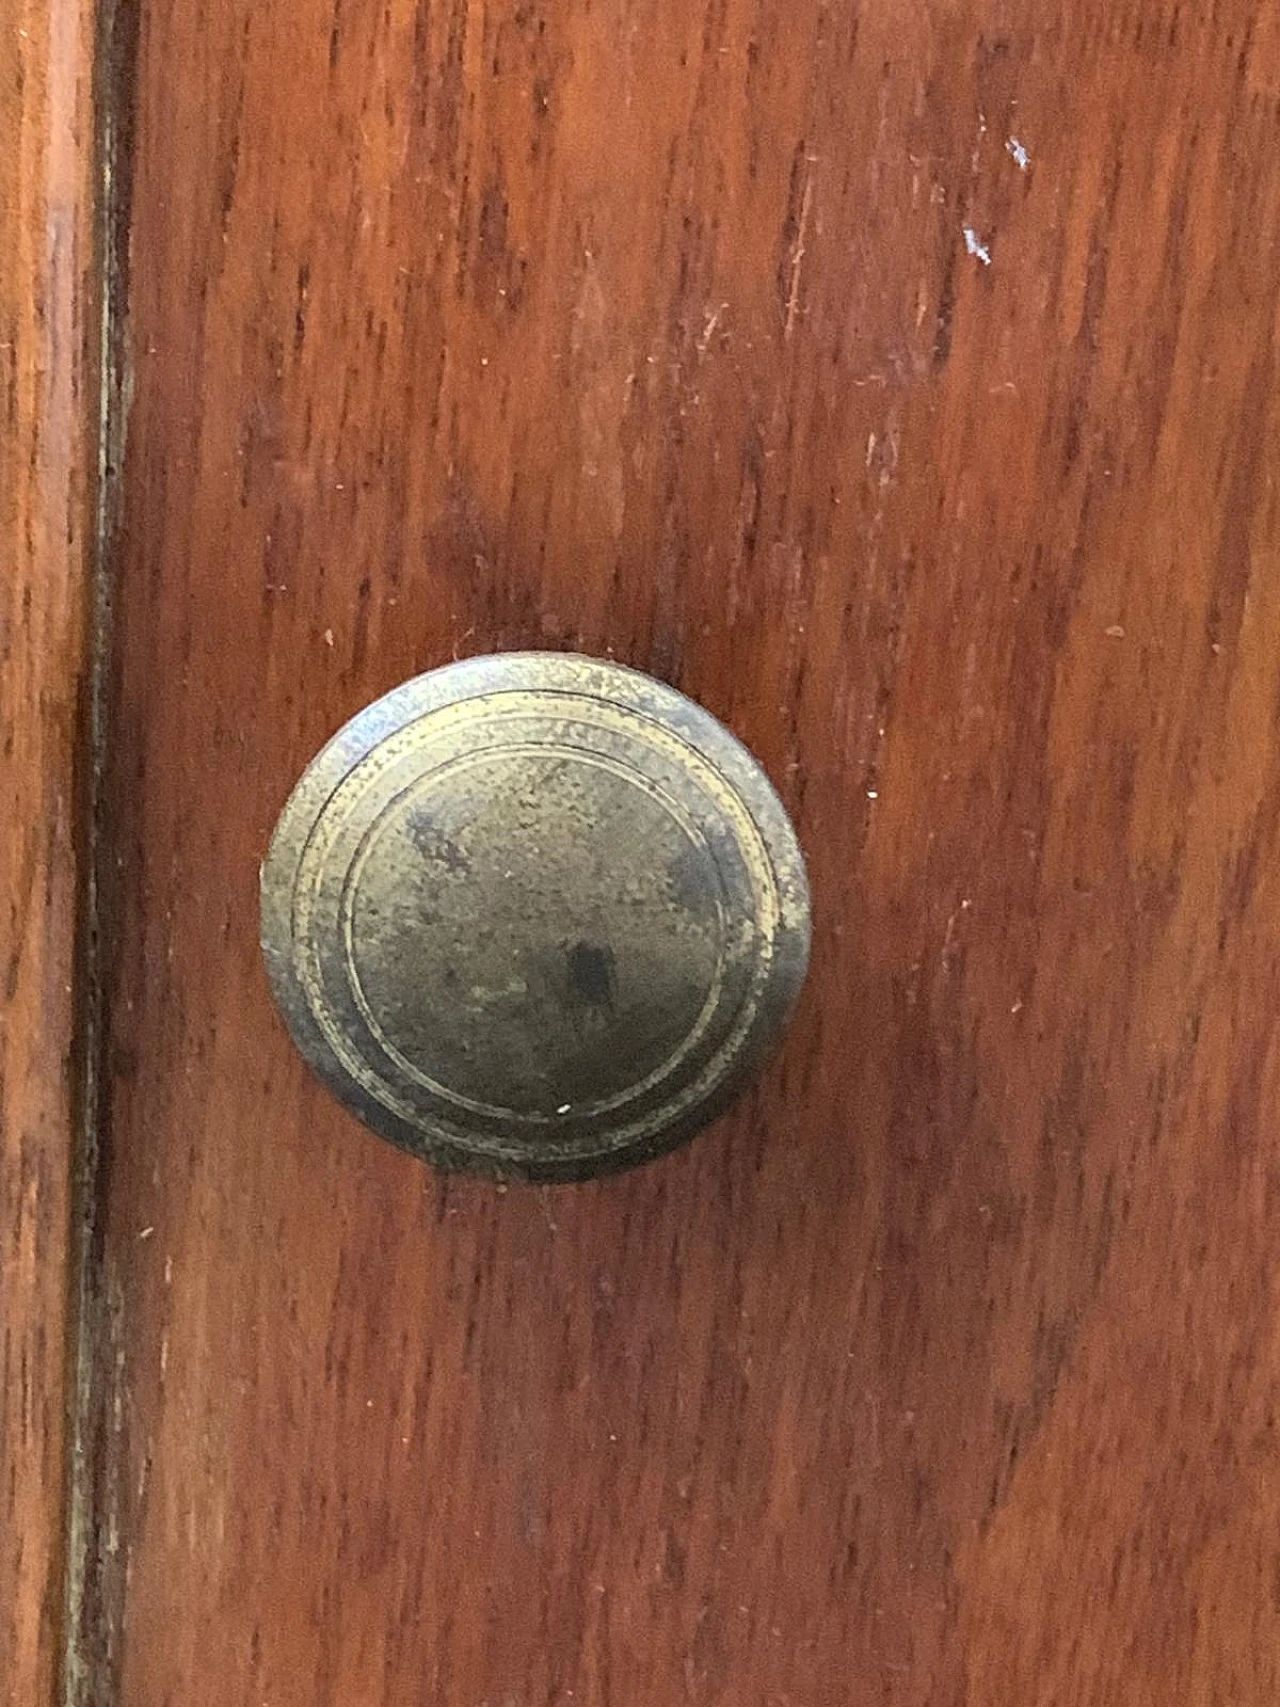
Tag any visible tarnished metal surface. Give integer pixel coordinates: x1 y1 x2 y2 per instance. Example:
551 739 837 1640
261 653 810 1181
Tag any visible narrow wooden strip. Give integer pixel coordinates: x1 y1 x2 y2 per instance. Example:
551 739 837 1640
0 1 100 1703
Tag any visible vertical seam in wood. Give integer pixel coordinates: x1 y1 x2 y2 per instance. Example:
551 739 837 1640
63 0 135 1701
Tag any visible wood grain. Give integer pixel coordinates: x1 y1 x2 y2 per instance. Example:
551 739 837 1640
0 1 98 1703
84 0 1280 1702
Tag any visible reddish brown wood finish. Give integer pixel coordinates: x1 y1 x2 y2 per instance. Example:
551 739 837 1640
0 2 97 1702
84 1 1280 1702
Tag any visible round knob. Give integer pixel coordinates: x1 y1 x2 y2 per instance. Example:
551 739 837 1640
261 653 810 1182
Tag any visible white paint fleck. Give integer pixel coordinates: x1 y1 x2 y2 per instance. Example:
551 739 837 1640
963 225 992 266
1007 137 1031 170
1105 624 1126 638
866 789 879 800
696 302 728 357
556 1102 572 1115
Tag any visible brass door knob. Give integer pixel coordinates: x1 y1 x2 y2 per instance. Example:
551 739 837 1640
261 653 810 1182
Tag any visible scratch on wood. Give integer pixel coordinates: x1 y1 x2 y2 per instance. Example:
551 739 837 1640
785 171 813 339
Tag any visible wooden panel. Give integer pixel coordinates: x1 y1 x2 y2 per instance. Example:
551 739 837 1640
85 0 1280 1702
0 1 98 1703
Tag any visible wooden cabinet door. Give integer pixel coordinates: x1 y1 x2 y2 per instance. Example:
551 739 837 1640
6 1 1280 1703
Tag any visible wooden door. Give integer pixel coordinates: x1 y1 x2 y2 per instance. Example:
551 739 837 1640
6 1 1280 1703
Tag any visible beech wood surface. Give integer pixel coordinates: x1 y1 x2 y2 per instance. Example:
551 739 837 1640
83 1 1280 1702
